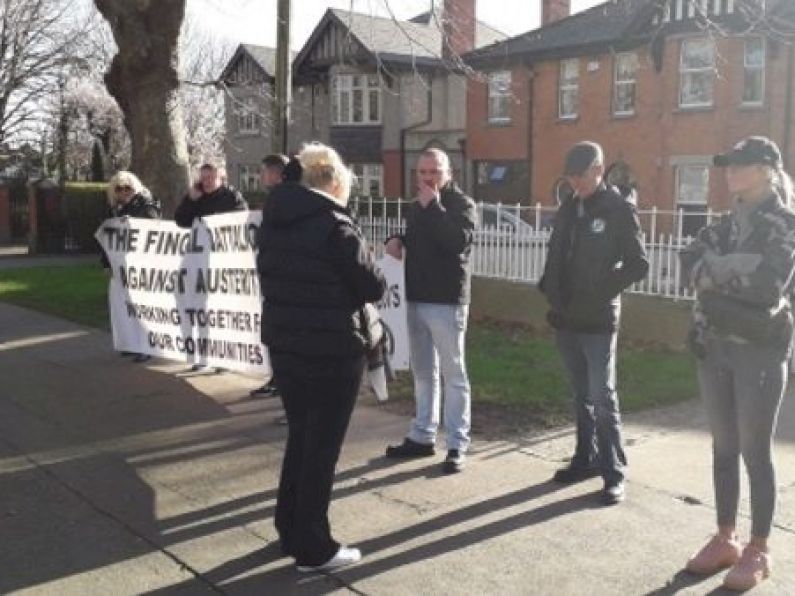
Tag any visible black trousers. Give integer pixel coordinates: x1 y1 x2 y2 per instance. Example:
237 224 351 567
271 351 365 566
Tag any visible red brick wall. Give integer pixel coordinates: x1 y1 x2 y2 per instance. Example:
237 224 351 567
528 35 794 214
466 65 532 161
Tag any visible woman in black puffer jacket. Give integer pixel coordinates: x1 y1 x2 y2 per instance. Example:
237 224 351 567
256 143 385 573
102 171 161 362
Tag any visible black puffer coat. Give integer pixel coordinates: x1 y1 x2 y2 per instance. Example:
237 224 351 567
256 183 386 356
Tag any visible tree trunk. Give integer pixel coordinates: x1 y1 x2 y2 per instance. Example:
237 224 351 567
93 0 189 215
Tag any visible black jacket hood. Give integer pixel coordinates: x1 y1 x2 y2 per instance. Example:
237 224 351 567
264 183 348 227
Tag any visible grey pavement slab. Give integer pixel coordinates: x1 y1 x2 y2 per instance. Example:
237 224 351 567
0 301 794 595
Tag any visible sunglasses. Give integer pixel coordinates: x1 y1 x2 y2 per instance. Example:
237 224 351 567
115 185 133 192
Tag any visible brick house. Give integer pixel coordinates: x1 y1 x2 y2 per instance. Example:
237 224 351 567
220 1 505 198
465 0 795 233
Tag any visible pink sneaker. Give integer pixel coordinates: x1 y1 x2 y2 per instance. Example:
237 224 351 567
686 534 742 575
723 544 771 591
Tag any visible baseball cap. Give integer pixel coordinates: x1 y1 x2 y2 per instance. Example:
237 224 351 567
563 141 604 176
713 136 782 168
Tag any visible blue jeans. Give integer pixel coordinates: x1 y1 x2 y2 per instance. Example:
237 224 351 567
556 329 626 484
407 302 471 452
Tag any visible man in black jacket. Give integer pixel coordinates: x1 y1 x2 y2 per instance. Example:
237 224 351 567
539 141 648 505
174 163 248 373
384 148 476 474
174 163 248 228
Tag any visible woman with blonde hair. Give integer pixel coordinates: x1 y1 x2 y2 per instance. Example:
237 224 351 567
256 142 385 572
102 171 161 363
681 136 795 591
106 171 160 219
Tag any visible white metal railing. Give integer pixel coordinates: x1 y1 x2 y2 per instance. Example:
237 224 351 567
350 197 724 301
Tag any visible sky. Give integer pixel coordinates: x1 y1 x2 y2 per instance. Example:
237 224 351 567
188 0 605 50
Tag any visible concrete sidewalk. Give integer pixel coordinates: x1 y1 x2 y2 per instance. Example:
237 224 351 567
0 302 793 595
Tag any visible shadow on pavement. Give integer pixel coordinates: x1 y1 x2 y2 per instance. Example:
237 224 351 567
147 480 589 594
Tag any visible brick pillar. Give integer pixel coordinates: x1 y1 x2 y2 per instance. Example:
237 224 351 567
442 0 476 61
542 0 570 25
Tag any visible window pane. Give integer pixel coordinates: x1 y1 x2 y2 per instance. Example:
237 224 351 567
340 90 350 123
368 89 379 122
367 74 379 88
682 39 715 68
561 59 578 83
352 75 362 88
616 53 638 81
560 88 578 117
745 38 764 67
352 89 363 122
678 166 709 204
680 72 714 105
615 82 635 113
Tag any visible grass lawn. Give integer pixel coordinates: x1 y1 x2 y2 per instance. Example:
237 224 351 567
0 264 698 426
386 322 698 428
0 264 110 330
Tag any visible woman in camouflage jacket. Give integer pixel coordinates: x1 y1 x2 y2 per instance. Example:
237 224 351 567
680 136 795 591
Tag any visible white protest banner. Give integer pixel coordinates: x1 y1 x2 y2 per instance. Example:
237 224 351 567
96 212 270 377
96 212 410 379
375 255 409 371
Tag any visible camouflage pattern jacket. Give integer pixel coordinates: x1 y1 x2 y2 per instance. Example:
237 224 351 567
680 192 795 356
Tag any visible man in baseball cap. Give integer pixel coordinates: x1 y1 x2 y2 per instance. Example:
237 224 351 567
539 140 648 505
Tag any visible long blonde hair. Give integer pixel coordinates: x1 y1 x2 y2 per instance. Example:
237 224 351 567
773 167 795 208
106 171 145 206
298 142 353 205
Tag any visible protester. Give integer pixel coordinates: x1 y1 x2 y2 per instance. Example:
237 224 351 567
102 170 161 364
539 141 648 505
250 153 290 399
174 162 247 372
256 142 385 572
680 136 795 591
174 162 247 228
384 148 476 474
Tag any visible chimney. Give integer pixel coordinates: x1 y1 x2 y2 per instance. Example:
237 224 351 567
442 0 476 61
542 0 570 26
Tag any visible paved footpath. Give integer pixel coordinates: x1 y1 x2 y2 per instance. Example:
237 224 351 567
0 301 793 595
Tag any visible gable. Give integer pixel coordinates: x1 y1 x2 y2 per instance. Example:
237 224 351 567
220 45 277 86
305 19 370 66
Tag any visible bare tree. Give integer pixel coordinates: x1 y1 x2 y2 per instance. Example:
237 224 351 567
0 0 89 145
93 0 190 213
179 16 234 170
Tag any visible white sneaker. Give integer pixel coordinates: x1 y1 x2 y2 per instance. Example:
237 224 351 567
296 546 362 573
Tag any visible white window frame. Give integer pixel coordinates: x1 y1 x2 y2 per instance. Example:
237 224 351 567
352 163 383 198
613 52 639 116
679 38 716 109
239 165 260 192
332 74 382 125
674 162 710 207
236 97 260 134
487 71 512 124
742 37 765 106
559 59 579 120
